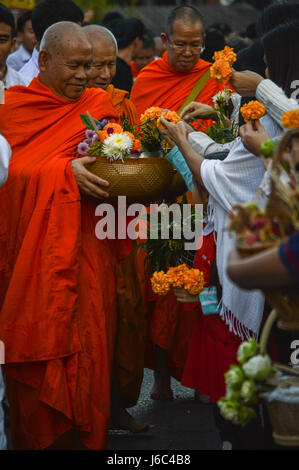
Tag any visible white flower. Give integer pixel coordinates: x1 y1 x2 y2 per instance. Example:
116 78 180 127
237 338 259 365
103 133 133 161
242 354 273 381
240 380 258 404
212 89 232 105
225 365 244 389
218 399 240 425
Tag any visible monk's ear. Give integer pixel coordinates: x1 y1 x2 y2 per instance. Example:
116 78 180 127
39 50 51 72
160 33 168 48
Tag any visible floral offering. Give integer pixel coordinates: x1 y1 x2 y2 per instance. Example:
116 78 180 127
139 107 181 153
240 100 266 122
281 109 299 129
218 338 277 427
210 58 233 85
212 45 237 65
151 264 205 296
77 113 142 162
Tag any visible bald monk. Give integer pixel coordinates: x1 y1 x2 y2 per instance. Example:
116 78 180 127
83 25 150 434
131 6 229 400
0 22 125 450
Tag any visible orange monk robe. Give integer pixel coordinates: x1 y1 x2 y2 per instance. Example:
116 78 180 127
131 51 228 128
131 52 228 381
0 77 125 450
130 60 141 79
107 84 139 127
106 83 145 408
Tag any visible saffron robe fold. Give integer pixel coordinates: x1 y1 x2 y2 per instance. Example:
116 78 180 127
107 84 138 127
0 77 122 449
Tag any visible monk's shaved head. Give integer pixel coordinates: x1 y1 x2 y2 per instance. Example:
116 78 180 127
39 21 93 101
83 24 118 53
166 6 204 36
40 21 91 54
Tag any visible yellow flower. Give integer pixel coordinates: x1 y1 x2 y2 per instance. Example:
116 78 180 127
151 271 171 295
183 269 205 295
240 101 266 122
157 110 181 129
141 107 164 123
281 109 299 129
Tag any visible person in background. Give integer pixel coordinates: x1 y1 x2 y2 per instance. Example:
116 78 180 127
130 34 156 80
153 36 165 58
19 0 84 82
0 3 30 88
109 18 144 93
101 10 124 28
7 10 36 71
200 27 225 63
0 134 12 452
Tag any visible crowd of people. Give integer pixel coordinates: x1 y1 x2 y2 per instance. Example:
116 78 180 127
0 0 298 451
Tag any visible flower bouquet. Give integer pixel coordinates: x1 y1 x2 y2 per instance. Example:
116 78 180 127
77 111 175 204
138 198 201 274
151 263 205 297
139 107 187 199
210 46 236 85
218 338 277 427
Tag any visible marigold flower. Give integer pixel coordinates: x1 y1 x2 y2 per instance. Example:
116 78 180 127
151 271 171 295
281 109 299 129
166 264 189 288
183 268 205 295
213 46 237 65
157 110 181 129
98 130 108 143
103 122 123 135
140 107 164 123
210 59 233 84
124 131 135 142
240 101 266 122
133 139 142 151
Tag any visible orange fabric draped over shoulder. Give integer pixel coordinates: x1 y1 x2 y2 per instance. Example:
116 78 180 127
0 77 122 450
107 84 139 126
131 52 227 126
131 53 228 381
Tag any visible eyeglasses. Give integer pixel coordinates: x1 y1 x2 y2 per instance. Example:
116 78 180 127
166 35 205 53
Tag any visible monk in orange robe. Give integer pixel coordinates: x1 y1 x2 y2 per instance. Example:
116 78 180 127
130 6 229 400
0 23 127 450
83 25 150 434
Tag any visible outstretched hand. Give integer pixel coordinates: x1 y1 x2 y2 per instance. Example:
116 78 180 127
71 156 110 199
159 115 188 148
180 101 216 122
173 288 199 303
239 120 270 156
230 69 264 97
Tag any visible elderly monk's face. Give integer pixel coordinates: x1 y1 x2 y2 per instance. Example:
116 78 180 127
161 19 204 73
87 41 116 90
39 39 93 101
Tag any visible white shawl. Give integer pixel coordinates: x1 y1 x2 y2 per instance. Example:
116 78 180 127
200 115 282 339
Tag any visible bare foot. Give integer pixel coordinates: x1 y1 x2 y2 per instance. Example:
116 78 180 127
110 409 154 433
150 373 173 401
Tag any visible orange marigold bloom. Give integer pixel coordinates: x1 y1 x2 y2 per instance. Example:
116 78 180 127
151 271 171 295
183 269 205 295
133 139 142 151
213 46 237 65
124 131 135 142
103 122 123 134
210 59 233 84
140 106 164 123
166 264 189 288
240 100 266 122
157 110 181 129
98 130 108 143
281 109 299 129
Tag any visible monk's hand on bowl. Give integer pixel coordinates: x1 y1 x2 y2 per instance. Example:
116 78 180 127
173 288 199 304
239 120 269 157
160 116 188 146
230 69 263 97
71 156 109 199
180 101 216 122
